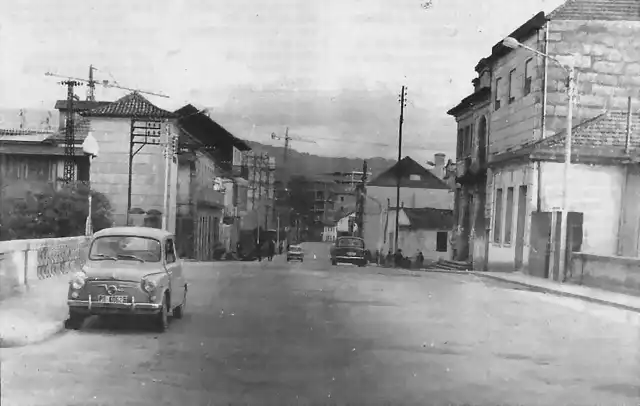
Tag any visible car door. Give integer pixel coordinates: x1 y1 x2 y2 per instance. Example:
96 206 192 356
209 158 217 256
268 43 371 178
164 237 184 308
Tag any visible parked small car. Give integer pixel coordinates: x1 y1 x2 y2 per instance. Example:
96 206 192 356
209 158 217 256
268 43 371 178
330 236 367 267
65 226 188 332
287 244 304 262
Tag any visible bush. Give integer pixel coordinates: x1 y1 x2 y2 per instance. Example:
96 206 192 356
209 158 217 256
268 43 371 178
0 182 113 241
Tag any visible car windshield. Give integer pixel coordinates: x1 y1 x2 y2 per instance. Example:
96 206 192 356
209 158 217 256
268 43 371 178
290 246 303 252
88 235 161 263
337 238 364 248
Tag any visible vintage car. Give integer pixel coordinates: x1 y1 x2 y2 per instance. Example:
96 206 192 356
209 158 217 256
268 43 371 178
330 236 367 267
65 226 188 332
287 244 304 262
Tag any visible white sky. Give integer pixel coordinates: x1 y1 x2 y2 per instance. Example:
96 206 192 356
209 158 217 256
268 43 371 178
0 0 566 161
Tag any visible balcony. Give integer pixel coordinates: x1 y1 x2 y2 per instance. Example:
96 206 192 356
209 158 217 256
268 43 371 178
455 153 487 186
232 164 249 180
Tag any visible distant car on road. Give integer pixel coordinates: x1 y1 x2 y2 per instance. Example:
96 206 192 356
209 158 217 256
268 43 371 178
330 236 367 267
65 226 188 332
287 244 304 262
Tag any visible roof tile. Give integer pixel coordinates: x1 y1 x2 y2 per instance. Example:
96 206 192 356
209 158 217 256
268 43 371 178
82 92 175 118
549 0 640 21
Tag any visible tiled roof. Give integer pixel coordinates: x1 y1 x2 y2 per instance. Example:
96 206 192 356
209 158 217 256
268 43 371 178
45 117 92 144
175 104 251 151
549 0 640 21
392 207 454 230
54 100 111 111
536 110 640 151
0 129 54 143
82 92 175 118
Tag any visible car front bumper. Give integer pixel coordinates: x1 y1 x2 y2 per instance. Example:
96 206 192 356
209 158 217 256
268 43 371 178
335 255 366 264
68 297 163 315
287 254 304 260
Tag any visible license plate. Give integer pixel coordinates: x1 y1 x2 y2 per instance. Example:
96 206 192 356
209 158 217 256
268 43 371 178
97 295 128 304
347 252 356 256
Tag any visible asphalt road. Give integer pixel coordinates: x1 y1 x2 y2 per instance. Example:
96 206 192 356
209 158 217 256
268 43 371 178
2 243 640 405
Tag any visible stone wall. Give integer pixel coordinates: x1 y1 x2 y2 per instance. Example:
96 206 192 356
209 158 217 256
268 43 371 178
88 117 178 231
0 236 89 300
490 31 546 154
545 19 640 136
570 252 640 297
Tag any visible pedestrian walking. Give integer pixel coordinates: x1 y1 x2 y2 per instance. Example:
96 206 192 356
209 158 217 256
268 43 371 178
268 239 275 261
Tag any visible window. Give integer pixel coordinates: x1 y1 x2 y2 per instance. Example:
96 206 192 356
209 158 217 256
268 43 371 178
165 239 176 263
436 232 448 252
463 126 471 155
504 187 514 244
494 78 502 110
493 188 503 243
524 58 533 95
457 128 464 158
508 69 516 104
409 174 421 181
89 236 161 262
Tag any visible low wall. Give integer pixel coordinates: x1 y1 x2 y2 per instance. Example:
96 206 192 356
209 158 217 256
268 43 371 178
570 252 640 297
0 236 90 300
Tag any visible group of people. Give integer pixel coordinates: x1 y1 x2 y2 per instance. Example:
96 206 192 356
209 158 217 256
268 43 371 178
376 248 425 269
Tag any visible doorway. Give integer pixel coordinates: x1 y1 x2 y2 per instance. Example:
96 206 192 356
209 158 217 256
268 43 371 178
514 186 527 270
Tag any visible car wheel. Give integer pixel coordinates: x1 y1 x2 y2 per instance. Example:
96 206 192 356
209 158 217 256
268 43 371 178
64 311 85 330
331 260 337 266
173 291 186 319
155 295 169 332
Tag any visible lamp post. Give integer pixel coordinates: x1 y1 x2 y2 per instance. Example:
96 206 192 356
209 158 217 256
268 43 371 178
502 37 576 280
82 132 100 236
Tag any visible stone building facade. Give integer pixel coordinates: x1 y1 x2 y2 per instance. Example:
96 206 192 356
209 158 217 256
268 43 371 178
450 0 640 278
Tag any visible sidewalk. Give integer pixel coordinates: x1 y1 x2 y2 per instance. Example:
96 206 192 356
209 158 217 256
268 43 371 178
472 271 640 313
0 273 71 348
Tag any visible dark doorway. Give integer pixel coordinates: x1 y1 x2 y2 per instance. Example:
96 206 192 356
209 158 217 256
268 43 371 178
529 211 552 278
514 186 527 270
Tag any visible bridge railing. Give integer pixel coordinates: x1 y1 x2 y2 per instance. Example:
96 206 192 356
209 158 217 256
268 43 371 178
0 236 90 300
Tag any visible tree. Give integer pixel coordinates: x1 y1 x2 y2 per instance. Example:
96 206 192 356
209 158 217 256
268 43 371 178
0 182 113 241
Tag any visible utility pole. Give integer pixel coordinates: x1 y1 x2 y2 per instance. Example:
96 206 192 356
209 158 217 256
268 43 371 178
394 86 407 252
355 160 368 238
62 80 82 183
283 127 290 163
87 65 97 101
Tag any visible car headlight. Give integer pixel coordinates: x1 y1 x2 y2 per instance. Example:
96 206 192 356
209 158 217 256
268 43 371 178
142 279 157 293
71 271 86 290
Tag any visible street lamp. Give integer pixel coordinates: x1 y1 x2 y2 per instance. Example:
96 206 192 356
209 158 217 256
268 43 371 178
82 132 100 236
502 36 576 279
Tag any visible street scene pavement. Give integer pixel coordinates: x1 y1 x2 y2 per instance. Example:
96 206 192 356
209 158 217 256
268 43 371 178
2 243 640 405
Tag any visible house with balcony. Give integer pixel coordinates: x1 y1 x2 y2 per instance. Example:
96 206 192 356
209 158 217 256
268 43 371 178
447 68 491 270
173 104 252 259
469 0 640 283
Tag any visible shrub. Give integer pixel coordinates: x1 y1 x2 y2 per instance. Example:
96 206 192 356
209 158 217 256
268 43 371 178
0 182 113 241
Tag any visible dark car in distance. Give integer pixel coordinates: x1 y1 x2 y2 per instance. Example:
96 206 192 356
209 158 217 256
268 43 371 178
287 244 304 262
330 236 367 267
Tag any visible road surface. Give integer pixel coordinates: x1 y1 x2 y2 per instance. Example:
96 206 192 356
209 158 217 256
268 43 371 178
2 243 639 405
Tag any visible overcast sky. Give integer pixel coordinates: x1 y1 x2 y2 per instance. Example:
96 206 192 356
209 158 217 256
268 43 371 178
0 0 565 161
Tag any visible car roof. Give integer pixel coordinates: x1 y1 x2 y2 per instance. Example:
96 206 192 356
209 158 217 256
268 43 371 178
337 236 364 240
93 226 174 240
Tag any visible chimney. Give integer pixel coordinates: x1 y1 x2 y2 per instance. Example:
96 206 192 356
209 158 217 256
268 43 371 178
434 153 446 179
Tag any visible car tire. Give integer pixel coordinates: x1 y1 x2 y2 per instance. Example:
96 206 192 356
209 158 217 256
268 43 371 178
155 295 169 332
173 291 186 319
331 260 337 266
64 312 85 330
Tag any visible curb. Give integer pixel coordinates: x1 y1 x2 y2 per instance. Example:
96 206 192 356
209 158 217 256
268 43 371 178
471 272 640 314
0 321 65 349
